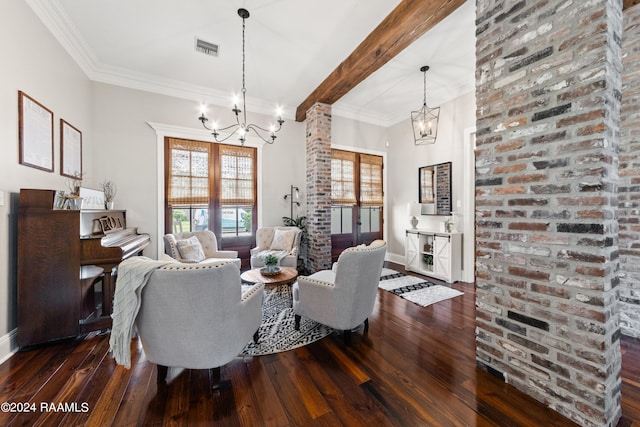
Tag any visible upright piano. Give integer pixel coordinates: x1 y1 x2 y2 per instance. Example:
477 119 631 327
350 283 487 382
17 189 150 348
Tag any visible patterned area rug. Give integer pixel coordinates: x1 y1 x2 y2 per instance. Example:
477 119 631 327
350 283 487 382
240 284 335 356
379 268 463 307
240 269 463 355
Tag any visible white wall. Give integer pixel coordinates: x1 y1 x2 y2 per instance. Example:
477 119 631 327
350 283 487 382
91 83 308 258
0 1 476 362
386 91 476 280
0 2 93 356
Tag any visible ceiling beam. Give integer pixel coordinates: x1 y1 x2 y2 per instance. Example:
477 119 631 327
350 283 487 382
295 0 466 122
624 0 640 10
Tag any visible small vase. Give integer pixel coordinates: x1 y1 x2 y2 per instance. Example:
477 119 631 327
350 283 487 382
105 201 114 210
266 265 276 273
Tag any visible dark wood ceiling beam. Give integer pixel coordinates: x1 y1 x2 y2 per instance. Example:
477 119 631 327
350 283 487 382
295 0 466 122
624 1 640 10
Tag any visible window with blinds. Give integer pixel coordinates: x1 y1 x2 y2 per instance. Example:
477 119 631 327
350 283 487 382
165 138 256 238
360 154 383 206
219 145 255 237
330 149 383 236
220 145 255 206
167 138 211 206
331 150 356 205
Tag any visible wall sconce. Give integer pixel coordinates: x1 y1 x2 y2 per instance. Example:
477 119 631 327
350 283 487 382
284 185 300 219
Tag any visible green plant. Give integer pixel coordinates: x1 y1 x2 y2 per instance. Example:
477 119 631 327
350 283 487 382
173 211 186 222
263 254 279 266
283 215 307 244
444 217 454 233
423 254 433 265
283 215 309 273
241 210 252 231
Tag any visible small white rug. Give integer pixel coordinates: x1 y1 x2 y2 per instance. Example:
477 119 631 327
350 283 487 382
379 269 463 307
401 285 463 306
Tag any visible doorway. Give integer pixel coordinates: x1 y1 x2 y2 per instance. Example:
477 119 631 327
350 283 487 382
330 149 384 261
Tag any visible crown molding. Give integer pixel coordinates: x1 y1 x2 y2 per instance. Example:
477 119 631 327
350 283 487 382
26 0 430 128
25 0 98 77
25 0 296 121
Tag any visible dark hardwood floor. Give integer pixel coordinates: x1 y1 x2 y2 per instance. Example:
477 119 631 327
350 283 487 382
2 262 639 426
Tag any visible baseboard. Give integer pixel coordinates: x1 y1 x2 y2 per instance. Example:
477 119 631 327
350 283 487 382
0 329 18 365
386 252 405 266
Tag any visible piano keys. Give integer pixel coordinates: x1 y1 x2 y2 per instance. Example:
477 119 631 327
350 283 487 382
17 189 150 348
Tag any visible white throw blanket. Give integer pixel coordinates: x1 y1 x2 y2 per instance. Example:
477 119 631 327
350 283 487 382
109 256 171 368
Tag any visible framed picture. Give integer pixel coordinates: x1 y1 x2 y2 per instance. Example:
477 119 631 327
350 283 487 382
18 91 54 172
79 187 105 210
60 119 82 179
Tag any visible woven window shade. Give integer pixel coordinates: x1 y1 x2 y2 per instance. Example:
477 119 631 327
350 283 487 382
360 154 383 206
220 145 255 206
167 138 210 206
331 150 356 205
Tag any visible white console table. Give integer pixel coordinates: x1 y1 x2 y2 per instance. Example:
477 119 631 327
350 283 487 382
405 229 462 283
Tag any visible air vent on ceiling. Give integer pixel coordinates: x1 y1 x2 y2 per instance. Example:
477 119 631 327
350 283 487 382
195 38 219 57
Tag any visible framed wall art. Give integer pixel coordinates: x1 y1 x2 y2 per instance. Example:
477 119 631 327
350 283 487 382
18 91 54 172
60 119 82 179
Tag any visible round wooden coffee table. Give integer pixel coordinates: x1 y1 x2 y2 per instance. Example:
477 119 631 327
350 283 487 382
240 266 299 286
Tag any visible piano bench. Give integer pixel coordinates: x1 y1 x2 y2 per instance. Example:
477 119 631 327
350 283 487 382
80 265 104 321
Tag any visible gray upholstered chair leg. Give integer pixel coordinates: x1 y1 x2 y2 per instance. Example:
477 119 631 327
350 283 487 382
157 365 168 384
211 366 229 391
294 314 301 330
343 330 352 346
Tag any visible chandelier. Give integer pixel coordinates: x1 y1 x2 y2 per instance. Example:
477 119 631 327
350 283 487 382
411 65 440 145
198 8 284 145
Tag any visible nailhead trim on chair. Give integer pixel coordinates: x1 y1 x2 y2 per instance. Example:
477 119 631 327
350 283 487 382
297 277 335 288
241 282 265 302
159 261 233 271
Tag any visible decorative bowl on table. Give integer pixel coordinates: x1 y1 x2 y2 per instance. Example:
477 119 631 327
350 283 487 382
260 266 281 276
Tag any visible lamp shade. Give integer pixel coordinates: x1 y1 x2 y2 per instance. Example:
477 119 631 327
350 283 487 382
411 104 440 145
408 202 421 217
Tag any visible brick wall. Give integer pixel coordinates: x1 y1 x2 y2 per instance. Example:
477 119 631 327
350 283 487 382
305 102 332 272
475 1 622 426
620 5 640 338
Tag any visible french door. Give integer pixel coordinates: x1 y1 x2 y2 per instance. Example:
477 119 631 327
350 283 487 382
330 149 383 261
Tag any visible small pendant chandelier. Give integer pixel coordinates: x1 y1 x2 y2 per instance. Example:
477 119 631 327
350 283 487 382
411 65 440 145
198 8 284 145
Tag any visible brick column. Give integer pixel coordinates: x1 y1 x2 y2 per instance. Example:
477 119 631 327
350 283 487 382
475 1 622 426
305 102 332 273
620 5 640 338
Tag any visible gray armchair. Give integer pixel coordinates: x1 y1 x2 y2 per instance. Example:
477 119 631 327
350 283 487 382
250 226 302 268
292 240 387 344
163 230 241 268
135 260 264 386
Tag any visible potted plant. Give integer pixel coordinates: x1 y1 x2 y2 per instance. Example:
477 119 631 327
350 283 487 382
263 254 280 273
283 215 309 274
101 180 117 210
